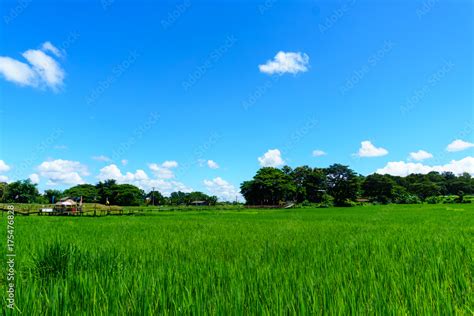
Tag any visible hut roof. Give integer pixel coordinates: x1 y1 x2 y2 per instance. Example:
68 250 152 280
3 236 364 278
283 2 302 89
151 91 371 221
55 198 77 206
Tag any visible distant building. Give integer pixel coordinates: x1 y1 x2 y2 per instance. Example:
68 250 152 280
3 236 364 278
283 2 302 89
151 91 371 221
190 200 209 206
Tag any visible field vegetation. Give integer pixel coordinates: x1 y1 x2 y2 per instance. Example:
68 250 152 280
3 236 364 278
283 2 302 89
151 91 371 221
1 204 472 314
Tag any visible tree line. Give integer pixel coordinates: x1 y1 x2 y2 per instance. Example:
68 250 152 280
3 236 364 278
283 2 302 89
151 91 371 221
1 164 472 207
0 179 218 206
240 164 473 206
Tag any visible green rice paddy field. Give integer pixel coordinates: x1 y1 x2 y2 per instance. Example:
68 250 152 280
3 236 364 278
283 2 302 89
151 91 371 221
1 204 473 315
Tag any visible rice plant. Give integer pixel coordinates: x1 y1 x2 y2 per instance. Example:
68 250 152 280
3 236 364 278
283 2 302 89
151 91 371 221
0 204 472 314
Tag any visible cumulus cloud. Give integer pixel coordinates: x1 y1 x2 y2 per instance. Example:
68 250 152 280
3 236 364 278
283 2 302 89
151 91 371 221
29 173 40 184
0 41 65 90
446 139 474 152
97 164 148 182
0 57 38 86
258 149 285 167
203 177 242 201
312 150 327 157
92 155 112 162
0 160 11 173
149 161 179 179
22 49 65 90
356 141 388 157
259 51 309 75
97 164 192 196
207 160 219 169
41 41 63 58
376 156 474 176
161 160 178 168
409 150 433 161
0 160 10 183
38 159 89 186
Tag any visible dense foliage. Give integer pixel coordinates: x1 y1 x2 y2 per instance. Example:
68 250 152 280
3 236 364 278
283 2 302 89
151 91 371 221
0 166 472 206
241 165 474 206
0 179 217 206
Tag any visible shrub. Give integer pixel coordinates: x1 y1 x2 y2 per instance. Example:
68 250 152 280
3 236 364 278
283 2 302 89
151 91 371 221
319 193 334 208
395 193 421 204
426 196 440 204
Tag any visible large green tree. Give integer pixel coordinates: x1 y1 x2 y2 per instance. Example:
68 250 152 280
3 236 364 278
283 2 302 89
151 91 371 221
64 184 99 202
325 164 360 206
0 182 7 202
362 173 395 203
43 189 63 204
113 184 145 206
240 167 295 205
290 166 327 203
5 179 40 203
408 182 441 201
96 180 118 204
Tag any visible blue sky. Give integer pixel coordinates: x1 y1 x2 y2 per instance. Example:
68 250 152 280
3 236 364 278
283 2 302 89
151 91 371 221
0 0 473 200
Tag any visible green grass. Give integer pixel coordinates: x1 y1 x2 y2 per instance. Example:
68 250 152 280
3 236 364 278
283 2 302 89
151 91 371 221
0 204 473 314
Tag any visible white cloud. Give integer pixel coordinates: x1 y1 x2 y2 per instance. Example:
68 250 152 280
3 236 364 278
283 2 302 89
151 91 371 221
41 41 62 58
0 175 9 183
29 173 40 184
92 155 112 162
312 150 327 157
22 49 65 90
409 150 433 161
203 177 242 201
97 164 148 182
259 51 310 75
0 42 65 91
207 160 219 169
258 149 285 167
97 164 192 196
121 159 128 166
161 160 178 168
149 162 177 179
376 156 474 176
0 160 11 173
38 159 89 186
356 141 388 157
0 57 38 86
446 139 474 152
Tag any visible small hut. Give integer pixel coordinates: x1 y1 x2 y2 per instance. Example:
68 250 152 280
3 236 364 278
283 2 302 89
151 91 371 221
190 200 209 206
53 197 79 215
